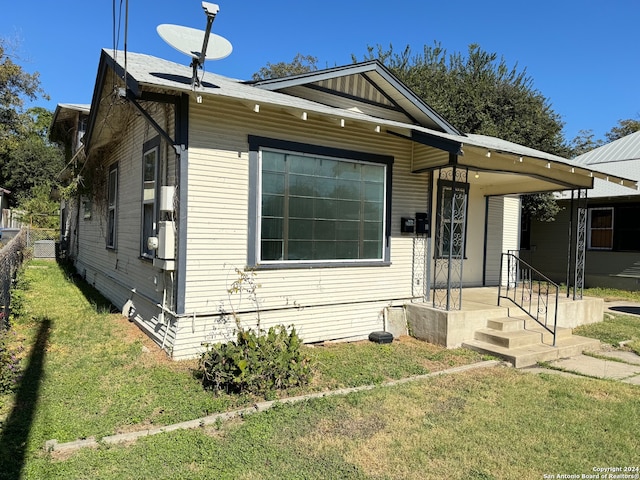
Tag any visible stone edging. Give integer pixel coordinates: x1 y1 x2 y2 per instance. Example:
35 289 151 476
44 359 503 453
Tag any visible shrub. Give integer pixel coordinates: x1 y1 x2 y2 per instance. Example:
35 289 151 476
0 327 22 394
199 325 312 395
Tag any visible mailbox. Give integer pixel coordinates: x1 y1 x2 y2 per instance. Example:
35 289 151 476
415 212 429 236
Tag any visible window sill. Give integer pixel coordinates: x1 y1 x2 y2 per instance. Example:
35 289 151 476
254 260 391 270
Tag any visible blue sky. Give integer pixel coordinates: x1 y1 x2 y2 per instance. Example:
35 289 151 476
2 0 638 143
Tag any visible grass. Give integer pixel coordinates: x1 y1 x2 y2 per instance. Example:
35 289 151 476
1 260 640 478
583 287 640 303
22 369 640 479
574 314 640 355
0 260 488 478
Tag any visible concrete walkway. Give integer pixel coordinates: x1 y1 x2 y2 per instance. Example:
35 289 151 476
523 346 640 385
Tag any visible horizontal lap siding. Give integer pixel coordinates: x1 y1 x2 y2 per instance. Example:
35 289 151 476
174 97 430 356
75 101 177 350
171 299 395 360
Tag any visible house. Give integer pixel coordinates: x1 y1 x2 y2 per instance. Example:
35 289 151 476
528 130 640 291
49 103 91 258
0 187 9 228
53 48 636 360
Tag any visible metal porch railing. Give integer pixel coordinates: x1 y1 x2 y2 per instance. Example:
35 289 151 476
498 251 559 346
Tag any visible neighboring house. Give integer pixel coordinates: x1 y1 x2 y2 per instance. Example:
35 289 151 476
0 187 9 228
50 103 91 258
528 131 640 290
53 49 634 359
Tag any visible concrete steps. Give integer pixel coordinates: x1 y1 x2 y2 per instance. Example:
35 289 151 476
463 316 601 368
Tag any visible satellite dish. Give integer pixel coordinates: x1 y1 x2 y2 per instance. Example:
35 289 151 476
157 24 232 61
156 3 232 89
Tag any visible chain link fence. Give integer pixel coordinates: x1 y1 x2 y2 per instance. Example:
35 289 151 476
27 228 59 259
0 229 27 330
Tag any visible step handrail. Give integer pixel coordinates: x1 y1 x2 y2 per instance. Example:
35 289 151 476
498 252 559 346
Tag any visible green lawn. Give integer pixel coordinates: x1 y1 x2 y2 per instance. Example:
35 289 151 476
1 260 639 479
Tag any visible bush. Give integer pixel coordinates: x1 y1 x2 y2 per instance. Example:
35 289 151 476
199 325 312 395
0 327 22 394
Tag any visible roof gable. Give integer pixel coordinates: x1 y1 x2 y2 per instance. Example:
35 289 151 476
251 61 460 135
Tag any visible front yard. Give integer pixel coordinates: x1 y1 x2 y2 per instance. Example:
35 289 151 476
1 260 639 479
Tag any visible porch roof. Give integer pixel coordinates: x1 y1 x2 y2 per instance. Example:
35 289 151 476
85 50 637 195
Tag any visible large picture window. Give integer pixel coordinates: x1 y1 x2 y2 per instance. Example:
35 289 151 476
141 139 160 258
252 138 392 265
106 163 118 249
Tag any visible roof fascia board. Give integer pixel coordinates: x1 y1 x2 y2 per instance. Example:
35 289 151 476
370 62 460 135
252 61 381 90
407 129 464 155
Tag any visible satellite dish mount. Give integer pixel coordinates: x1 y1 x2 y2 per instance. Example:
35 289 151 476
192 2 219 87
157 2 233 90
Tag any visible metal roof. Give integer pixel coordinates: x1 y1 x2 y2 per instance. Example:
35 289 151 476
574 130 640 166
83 49 637 193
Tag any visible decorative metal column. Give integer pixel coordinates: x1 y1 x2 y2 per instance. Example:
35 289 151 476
566 188 588 300
432 164 468 310
573 189 588 300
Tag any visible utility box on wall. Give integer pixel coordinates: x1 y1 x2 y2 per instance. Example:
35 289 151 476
157 221 175 260
401 217 415 233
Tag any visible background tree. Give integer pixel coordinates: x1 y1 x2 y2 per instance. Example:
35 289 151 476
356 43 570 157
0 39 46 150
357 43 569 221
0 107 64 207
251 53 318 81
0 39 63 208
568 129 604 158
604 117 640 143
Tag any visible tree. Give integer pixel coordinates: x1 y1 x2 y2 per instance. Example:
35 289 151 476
0 39 46 150
605 118 640 143
356 43 570 157
15 183 59 229
568 129 604 158
0 107 64 206
252 53 318 81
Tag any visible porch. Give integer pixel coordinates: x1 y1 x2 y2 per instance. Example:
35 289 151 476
398 287 603 368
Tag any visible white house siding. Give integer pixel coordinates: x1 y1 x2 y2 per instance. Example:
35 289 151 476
484 196 521 285
172 96 431 358
73 100 178 351
484 197 505 285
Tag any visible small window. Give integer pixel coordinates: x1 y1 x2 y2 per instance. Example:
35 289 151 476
141 139 160 258
587 207 613 250
82 199 92 220
106 163 118 249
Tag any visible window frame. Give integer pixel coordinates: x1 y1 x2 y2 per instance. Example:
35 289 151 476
140 137 161 259
587 207 614 251
106 162 118 250
248 136 393 268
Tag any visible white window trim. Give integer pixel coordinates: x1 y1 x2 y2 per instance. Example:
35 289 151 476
141 144 159 259
106 163 118 249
